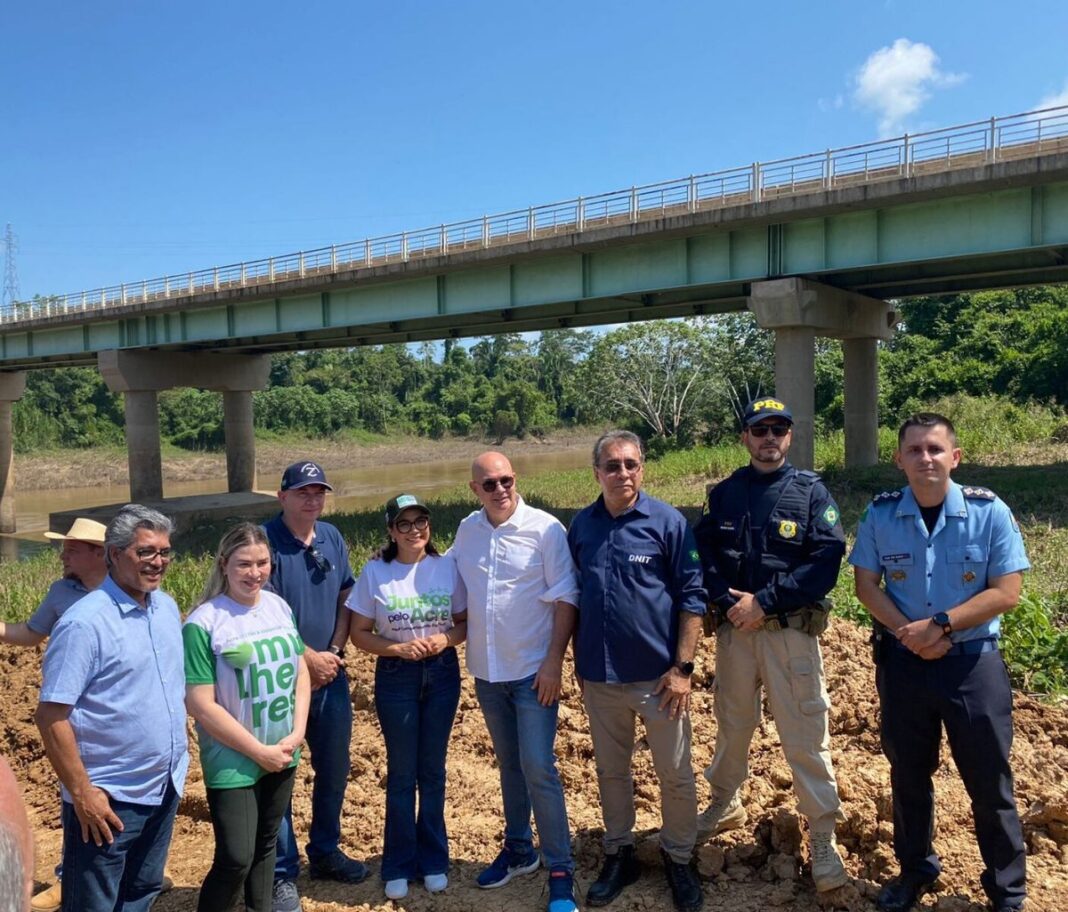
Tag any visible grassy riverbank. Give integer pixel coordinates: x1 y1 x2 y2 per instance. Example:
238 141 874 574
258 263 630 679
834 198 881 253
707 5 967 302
4 435 1066 696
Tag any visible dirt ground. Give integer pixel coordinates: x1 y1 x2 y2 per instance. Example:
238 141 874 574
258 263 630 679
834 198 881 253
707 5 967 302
14 432 593 491
4 621 1066 912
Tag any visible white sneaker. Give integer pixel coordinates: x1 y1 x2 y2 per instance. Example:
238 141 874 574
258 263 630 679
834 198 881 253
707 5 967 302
810 831 849 892
385 878 408 900
424 873 448 892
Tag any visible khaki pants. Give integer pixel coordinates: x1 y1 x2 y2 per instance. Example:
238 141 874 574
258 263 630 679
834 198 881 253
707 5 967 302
704 624 841 826
583 680 697 863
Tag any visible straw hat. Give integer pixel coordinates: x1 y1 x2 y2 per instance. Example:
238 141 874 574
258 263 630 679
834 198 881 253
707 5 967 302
44 518 107 544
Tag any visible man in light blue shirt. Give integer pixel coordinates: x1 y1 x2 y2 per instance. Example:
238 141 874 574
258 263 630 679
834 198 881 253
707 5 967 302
36 504 188 912
850 413 1029 912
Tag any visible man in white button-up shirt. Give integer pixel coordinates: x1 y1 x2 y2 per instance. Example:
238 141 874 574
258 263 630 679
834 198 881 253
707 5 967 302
452 452 579 912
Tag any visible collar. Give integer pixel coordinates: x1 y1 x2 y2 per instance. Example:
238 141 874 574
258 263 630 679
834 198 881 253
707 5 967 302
102 574 154 615
479 495 526 531
273 513 323 547
896 481 967 519
593 489 650 519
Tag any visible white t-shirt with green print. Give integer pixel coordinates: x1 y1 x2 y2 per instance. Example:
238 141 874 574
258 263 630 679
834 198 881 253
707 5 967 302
183 591 305 789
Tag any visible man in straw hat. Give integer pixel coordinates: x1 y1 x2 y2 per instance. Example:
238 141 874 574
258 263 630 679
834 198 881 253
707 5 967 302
0 517 107 649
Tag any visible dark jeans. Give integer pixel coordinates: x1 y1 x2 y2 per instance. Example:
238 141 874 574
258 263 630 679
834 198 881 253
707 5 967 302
877 647 1026 909
61 783 179 912
374 647 461 881
199 767 296 912
275 670 352 880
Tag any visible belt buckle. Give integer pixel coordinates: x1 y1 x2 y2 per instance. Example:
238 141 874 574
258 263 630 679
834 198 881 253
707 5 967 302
764 615 782 632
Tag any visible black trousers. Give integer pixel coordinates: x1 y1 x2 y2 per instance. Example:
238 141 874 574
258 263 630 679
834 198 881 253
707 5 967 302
199 767 297 912
876 647 1026 909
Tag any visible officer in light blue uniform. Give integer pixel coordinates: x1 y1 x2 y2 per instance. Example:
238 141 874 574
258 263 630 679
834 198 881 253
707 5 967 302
849 413 1029 912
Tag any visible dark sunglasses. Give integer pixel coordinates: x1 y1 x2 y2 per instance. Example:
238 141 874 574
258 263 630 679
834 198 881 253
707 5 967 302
480 475 515 493
307 546 333 573
600 459 643 473
749 424 791 438
394 515 430 534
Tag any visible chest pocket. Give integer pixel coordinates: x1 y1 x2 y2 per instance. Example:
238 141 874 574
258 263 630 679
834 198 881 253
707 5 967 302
621 552 663 579
947 545 987 591
879 552 914 590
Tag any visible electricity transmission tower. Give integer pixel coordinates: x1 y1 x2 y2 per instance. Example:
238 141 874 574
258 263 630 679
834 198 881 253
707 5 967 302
2 224 19 311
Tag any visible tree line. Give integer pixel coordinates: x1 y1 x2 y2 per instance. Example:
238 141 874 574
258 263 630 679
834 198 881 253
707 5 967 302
12 286 1068 454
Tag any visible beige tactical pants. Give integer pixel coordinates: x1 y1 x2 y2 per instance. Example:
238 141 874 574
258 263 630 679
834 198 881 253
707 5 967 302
704 623 841 826
583 679 698 863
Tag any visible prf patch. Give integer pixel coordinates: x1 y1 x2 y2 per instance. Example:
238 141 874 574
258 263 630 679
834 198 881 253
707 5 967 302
751 397 786 413
778 520 798 539
822 505 839 526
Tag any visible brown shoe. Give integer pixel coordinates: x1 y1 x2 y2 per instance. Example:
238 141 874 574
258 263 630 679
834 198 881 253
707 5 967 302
30 881 62 912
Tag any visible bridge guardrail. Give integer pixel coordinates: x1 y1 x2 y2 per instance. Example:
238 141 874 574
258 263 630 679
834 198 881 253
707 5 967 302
5 105 1068 325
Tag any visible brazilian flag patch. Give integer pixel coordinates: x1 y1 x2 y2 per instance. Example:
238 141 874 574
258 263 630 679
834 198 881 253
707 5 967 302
688 549 700 563
822 505 840 526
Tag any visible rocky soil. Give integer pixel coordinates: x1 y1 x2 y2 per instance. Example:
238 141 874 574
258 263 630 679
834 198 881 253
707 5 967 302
4 621 1066 911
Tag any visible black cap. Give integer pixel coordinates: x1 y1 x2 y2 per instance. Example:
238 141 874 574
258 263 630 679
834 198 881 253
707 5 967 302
743 397 793 427
385 494 431 525
280 461 333 492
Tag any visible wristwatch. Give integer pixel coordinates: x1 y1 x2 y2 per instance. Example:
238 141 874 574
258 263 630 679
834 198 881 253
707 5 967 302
931 611 953 636
328 644 345 657
674 661 695 676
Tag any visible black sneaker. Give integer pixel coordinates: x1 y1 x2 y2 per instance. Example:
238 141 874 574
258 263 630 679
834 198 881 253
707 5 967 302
586 845 640 907
661 849 703 912
308 849 370 884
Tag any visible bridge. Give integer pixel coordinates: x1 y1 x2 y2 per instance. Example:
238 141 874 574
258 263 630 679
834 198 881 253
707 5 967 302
1 105 1067 530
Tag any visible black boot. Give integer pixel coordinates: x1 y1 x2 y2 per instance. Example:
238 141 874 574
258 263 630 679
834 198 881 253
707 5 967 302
876 871 937 912
661 849 703 912
586 845 640 907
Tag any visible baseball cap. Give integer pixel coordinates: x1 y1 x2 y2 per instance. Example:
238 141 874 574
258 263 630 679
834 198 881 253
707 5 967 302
743 397 793 427
280 461 334 492
44 517 107 544
385 494 431 525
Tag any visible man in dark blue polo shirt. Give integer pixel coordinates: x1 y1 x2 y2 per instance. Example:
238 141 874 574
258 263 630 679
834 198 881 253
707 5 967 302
568 430 706 912
262 461 367 912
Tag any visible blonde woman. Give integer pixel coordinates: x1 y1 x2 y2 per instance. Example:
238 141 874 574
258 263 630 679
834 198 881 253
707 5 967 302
184 523 310 912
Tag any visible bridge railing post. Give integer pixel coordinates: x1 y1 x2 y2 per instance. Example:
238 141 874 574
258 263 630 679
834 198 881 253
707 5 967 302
481 216 489 248
751 163 761 203
188 272 194 294
902 134 910 177
364 239 372 266
331 244 338 270
989 116 997 164
268 258 275 281
121 283 126 305
213 267 220 291
824 150 832 189
688 175 696 213
527 207 535 240
299 252 306 277
630 186 638 222
164 276 170 297
577 196 585 231
240 263 247 286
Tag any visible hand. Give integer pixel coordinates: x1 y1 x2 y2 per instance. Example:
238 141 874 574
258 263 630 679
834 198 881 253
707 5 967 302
304 648 343 689
653 667 692 720
532 657 564 707
896 618 944 656
257 742 295 773
424 633 450 656
726 590 765 631
276 733 304 755
917 635 953 661
72 785 124 846
392 639 433 661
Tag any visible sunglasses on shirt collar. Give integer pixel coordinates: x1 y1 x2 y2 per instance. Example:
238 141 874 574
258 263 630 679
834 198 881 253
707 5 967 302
306 546 332 573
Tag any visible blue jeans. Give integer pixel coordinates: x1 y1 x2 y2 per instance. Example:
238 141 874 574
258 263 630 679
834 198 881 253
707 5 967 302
375 648 461 881
61 783 179 912
275 670 352 879
474 675 573 872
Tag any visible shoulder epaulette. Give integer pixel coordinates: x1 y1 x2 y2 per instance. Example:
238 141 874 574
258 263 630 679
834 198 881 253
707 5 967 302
961 485 996 500
872 490 903 504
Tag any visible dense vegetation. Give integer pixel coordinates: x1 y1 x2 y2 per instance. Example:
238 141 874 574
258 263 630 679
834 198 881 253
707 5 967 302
13 287 1068 453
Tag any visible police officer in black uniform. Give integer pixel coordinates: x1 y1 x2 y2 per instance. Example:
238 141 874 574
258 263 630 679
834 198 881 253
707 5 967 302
692 397 849 893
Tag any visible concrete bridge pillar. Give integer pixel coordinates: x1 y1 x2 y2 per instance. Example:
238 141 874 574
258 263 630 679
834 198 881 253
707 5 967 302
99 351 271 500
125 390 164 501
749 278 895 470
0 372 26 533
223 391 257 493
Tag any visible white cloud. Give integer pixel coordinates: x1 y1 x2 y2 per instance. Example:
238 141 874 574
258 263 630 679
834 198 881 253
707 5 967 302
853 39 966 136
1036 81 1068 111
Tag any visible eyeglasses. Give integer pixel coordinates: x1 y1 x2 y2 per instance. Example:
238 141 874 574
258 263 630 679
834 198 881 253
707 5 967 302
307 547 333 574
480 475 515 493
133 547 174 563
749 424 791 438
599 459 643 474
394 516 430 534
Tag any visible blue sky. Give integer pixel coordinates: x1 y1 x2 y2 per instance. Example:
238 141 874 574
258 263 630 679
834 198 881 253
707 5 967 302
2 0 1067 302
